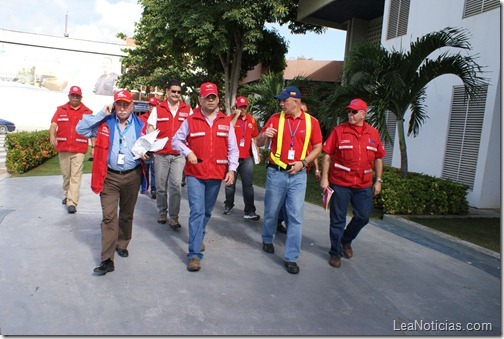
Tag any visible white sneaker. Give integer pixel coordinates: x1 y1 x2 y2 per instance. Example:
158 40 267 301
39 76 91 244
243 213 260 221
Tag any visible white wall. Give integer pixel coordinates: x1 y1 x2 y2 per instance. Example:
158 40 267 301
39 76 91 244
381 0 500 208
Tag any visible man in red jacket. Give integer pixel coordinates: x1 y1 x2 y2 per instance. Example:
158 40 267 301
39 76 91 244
320 98 385 268
49 85 92 214
171 82 239 272
139 97 158 198
148 80 193 228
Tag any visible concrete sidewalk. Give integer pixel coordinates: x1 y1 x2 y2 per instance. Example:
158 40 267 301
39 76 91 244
0 174 500 335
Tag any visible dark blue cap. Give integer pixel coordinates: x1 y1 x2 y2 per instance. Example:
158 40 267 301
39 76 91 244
275 86 301 100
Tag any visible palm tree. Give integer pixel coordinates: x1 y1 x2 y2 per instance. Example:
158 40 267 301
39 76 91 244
240 73 308 125
321 27 487 177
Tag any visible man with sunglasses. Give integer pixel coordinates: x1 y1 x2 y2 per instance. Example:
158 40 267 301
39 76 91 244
50 85 93 214
147 79 193 229
320 98 385 269
76 90 149 276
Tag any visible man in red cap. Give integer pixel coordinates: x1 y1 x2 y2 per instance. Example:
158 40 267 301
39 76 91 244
138 96 159 198
147 79 193 229
171 82 239 272
77 89 149 276
320 98 385 268
50 85 93 214
222 96 261 220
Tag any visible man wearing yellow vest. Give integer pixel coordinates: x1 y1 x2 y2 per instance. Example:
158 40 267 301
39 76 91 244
255 86 322 274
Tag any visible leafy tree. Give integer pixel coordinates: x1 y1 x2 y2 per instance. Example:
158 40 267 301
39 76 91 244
320 27 487 177
118 0 324 114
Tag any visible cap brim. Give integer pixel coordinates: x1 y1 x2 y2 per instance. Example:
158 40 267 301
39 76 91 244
202 92 218 98
115 99 132 103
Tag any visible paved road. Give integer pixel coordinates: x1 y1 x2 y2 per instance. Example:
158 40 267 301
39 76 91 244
0 174 500 335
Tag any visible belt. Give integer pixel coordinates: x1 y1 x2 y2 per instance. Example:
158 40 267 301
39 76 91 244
267 163 287 171
107 165 140 175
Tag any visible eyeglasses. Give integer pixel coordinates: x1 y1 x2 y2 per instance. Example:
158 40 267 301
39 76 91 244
69 94 81 98
170 90 181 94
114 102 131 109
348 109 361 114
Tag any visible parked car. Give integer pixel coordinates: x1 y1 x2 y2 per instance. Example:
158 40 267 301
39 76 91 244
0 118 16 134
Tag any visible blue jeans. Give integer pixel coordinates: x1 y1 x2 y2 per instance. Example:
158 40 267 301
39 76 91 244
186 176 222 260
143 157 156 192
154 154 185 218
224 157 256 214
328 184 373 257
262 167 307 262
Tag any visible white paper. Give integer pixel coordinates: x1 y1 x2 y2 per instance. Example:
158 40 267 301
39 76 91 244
131 129 168 159
251 138 261 165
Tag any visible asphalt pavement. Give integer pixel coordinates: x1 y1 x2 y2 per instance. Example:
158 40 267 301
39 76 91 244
0 173 500 335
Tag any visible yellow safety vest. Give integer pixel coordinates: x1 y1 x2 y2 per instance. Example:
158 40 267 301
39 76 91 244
270 111 312 169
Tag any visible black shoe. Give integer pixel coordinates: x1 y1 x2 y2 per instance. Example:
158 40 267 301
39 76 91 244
67 205 76 214
93 259 114 275
277 223 287 234
150 190 156 199
116 248 129 257
223 205 233 215
284 261 299 274
88 157 93 162
262 242 274 254
62 197 67 205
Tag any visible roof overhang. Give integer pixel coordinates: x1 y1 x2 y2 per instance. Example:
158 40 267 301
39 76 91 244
297 0 385 30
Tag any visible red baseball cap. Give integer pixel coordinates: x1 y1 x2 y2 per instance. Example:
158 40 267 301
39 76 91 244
114 90 132 103
148 97 159 105
200 82 218 98
235 96 248 107
68 86 82 96
345 98 367 111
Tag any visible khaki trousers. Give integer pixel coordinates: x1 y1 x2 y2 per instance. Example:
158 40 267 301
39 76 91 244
99 167 141 261
58 152 85 206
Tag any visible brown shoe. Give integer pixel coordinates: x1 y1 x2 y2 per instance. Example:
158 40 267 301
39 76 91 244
342 243 353 259
157 213 167 224
201 242 205 252
187 258 201 271
169 217 182 230
329 256 341 268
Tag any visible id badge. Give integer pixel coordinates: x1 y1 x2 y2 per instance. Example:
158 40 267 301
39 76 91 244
117 153 125 165
287 149 295 160
239 139 245 147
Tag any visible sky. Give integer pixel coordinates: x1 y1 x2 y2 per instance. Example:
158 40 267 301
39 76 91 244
0 0 346 61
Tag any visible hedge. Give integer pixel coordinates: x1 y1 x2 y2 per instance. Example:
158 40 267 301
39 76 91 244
5 130 57 174
374 167 469 215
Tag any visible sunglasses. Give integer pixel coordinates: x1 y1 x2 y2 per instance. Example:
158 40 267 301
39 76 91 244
348 109 361 114
170 90 181 94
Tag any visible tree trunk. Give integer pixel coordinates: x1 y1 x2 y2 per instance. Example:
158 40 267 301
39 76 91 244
396 117 409 178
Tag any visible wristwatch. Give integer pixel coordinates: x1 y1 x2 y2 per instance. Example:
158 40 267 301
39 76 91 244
376 177 383 183
301 160 308 168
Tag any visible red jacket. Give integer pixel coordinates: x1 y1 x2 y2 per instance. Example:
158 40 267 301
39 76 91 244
323 122 386 189
51 102 92 153
184 108 232 180
91 114 146 194
155 100 191 155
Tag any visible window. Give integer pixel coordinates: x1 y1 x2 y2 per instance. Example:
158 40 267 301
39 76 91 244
463 0 500 18
387 0 410 40
442 85 488 189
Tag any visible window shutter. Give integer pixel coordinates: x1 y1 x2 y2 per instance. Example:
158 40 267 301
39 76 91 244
387 0 410 40
382 111 396 166
463 0 499 18
442 85 487 189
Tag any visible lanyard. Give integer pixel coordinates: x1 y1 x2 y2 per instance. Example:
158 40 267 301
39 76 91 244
237 118 247 138
116 122 132 152
287 119 301 147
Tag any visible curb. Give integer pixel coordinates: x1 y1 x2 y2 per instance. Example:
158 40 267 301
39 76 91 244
383 214 500 259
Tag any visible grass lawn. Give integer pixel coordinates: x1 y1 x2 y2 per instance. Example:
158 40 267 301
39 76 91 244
9 153 501 253
407 217 500 253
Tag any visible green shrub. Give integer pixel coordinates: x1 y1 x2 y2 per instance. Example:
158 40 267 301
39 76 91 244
374 167 469 215
5 130 57 174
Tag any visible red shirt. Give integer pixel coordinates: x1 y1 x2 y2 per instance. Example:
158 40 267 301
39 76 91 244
323 122 385 188
262 111 323 164
234 114 259 159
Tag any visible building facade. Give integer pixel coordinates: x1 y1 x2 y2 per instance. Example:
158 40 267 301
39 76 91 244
298 0 500 209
